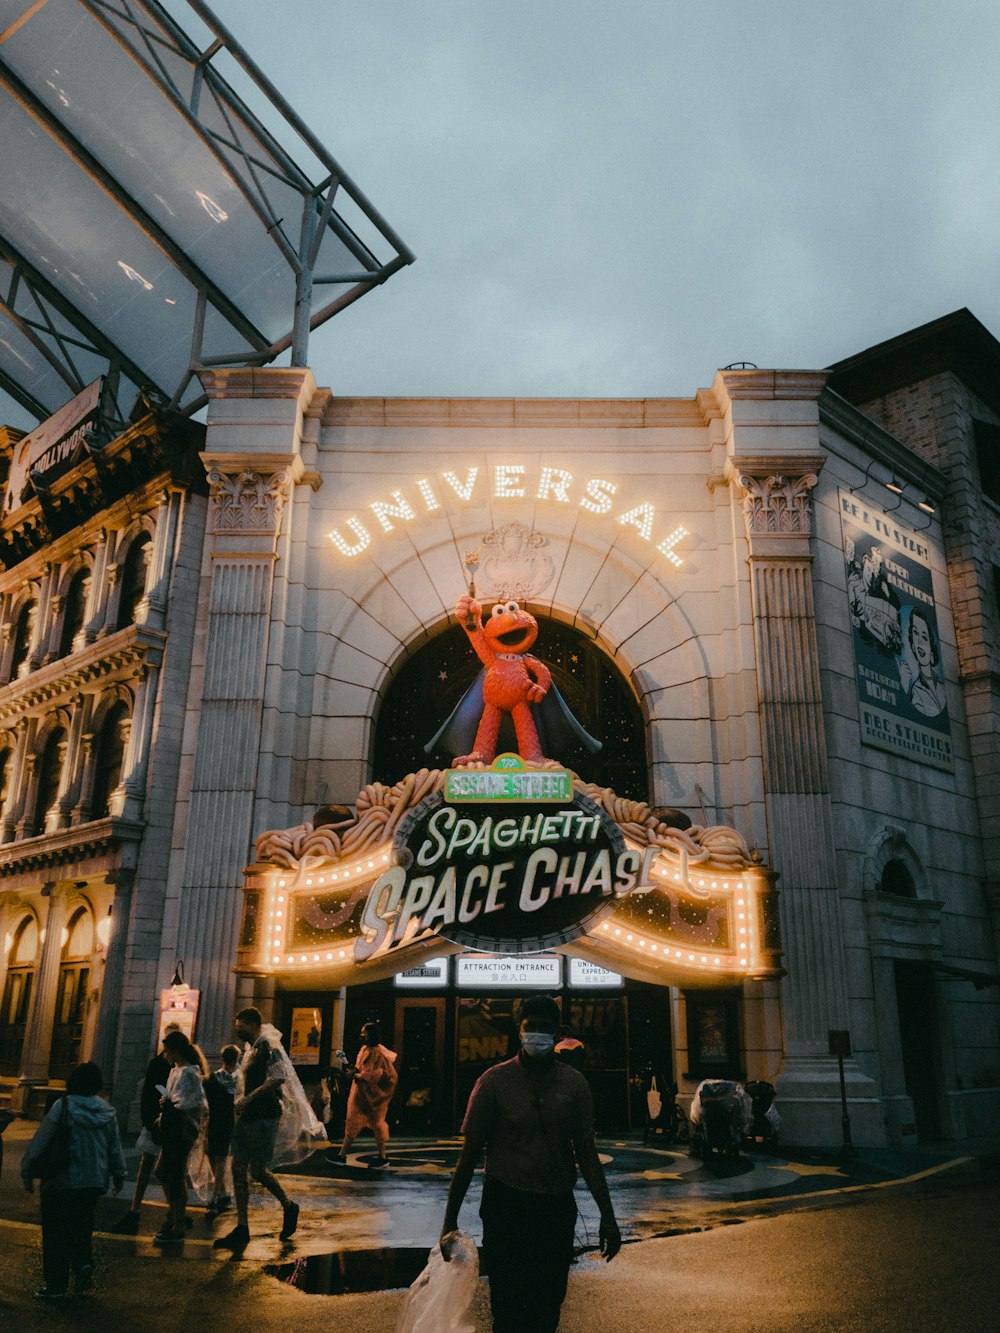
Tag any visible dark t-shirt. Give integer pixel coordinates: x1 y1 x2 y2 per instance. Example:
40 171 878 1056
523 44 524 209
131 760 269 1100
461 1055 594 1195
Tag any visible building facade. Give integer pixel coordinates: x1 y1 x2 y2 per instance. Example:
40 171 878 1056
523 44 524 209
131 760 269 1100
0 402 206 1116
1 312 998 1148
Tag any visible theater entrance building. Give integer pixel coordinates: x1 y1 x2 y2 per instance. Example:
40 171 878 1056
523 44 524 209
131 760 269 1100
211 326 1000 1148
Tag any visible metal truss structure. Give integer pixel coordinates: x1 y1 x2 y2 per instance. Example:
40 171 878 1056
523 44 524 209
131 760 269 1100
0 0 414 427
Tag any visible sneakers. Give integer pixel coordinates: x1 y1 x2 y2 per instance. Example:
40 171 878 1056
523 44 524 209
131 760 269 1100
75 1264 95 1295
110 1211 140 1234
34 1288 67 1301
371 1156 390 1169
213 1224 250 1250
279 1201 299 1241
152 1227 183 1245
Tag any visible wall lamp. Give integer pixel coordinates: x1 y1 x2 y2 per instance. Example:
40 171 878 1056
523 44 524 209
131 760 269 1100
914 498 936 531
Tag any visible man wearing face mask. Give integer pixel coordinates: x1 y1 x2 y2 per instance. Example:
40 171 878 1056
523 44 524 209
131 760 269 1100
441 995 621 1333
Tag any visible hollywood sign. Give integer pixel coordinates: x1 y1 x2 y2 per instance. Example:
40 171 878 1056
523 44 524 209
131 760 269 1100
327 465 690 568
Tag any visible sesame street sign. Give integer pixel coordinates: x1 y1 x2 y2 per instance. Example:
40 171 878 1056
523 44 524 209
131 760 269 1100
443 755 573 803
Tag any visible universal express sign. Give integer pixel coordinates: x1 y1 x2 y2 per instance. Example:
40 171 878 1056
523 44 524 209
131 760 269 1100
356 772 658 959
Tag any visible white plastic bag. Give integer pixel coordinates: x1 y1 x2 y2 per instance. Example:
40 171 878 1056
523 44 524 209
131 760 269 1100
396 1231 479 1333
646 1075 663 1121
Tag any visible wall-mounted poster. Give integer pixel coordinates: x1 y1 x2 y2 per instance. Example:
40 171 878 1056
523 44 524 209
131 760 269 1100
839 491 953 771
288 1006 322 1064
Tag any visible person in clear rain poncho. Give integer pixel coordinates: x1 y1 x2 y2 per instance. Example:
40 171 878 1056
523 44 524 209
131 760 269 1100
212 1007 326 1251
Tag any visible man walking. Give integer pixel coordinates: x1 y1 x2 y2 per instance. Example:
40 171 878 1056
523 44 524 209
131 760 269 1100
441 994 621 1333
213 1007 300 1250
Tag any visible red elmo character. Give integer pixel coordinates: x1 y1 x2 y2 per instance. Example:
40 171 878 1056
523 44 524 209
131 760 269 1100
453 595 551 764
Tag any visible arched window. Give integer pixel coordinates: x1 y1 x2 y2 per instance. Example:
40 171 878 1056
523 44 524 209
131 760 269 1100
880 858 917 898
90 701 130 819
0 915 38 1075
115 534 152 630
33 727 67 834
58 570 89 659
373 614 648 798
49 907 93 1081
0 748 11 817
8 600 36 679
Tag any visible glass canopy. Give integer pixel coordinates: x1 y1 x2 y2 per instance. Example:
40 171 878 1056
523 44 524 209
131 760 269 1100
0 0 413 427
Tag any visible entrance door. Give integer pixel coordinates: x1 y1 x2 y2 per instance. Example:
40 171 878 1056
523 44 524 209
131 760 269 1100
393 999 446 1135
894 960 941 1141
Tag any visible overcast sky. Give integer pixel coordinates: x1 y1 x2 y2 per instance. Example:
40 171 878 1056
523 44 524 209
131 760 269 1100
7 0 1000 424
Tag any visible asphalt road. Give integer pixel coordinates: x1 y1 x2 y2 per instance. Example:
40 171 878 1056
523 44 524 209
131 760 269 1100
1 1148 997 1331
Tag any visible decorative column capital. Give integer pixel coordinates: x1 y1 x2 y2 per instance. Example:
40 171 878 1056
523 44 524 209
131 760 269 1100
734 471 819 540
205 466 293 537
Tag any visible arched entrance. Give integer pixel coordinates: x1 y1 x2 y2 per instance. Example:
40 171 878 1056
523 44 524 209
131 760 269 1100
372 615 648 798
49 906 93 1082
363 616 654 1131
0 915 38 1075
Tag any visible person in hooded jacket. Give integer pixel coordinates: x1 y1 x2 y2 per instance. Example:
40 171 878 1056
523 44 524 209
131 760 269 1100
21 1061 126 1300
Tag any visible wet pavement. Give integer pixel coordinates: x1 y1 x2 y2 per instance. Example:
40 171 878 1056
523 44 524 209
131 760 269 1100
0 1120 980 1266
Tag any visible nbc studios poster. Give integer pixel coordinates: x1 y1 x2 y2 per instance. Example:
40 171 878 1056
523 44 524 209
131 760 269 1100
839 491 953 772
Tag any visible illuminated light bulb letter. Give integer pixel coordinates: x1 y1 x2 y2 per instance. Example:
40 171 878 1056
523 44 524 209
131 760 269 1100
657 525 688 568
442 467 479 502
494 465 525 498
537 467 573 503
328 517 372 557
580 477 618 514
617 503 655 541
370 489 416 534
416 478 441 512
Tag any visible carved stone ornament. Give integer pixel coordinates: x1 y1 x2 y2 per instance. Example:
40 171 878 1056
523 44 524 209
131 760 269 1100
478 522 555 602
737 472 818 538
207 468 291 534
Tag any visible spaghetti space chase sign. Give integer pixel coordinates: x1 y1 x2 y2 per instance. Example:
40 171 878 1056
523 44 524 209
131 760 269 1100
356 789 657 958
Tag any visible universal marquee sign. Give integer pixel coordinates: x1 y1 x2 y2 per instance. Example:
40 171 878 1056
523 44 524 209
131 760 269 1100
327 464 690 570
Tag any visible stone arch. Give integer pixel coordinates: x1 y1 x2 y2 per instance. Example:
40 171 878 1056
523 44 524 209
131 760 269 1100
0 907 40 1077
110 521 155 631
29 708 73 836
318 529 717 813
53 555 95 660
50 900 95 1081
87 690 133 819
862 825 928 899
2 583 40 682
52 549 96 601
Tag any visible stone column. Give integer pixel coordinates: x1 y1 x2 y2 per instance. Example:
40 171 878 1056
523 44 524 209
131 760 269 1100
731 461 880 1142
13 883 70 1105
144 490 184 632
84 530 110 642
118 664 159 821
1 717 31 841
171 366 315 1053
90 871 135 1084
28 564 53 671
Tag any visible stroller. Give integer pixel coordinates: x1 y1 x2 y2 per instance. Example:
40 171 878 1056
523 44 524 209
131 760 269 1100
689 1079 750 1163
743 1080 779 1148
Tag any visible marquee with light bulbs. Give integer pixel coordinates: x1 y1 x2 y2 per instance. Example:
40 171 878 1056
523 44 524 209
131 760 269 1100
236 759 782 990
